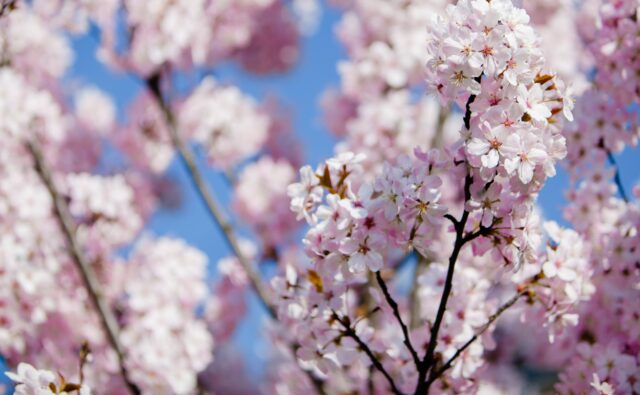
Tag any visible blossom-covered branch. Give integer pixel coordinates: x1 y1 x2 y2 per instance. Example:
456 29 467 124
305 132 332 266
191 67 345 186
425 287 530 390
332 311 404 395
375 272 420 367
145 75 277 316
415 171 474 395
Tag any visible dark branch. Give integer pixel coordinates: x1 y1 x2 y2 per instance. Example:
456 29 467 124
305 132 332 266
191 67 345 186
414 86 479 394
414 174 472 395
606 149 629 203
333 312 405 395
28 140 141 395
444 214 458 228
462 77 481 130
375 272 421 368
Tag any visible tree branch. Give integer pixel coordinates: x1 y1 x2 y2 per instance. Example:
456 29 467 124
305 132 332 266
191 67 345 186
375 272 420 368
27 139 141 395
145 76 327 395
424 289 527 390
146 76 276 317
605 149 629 203
333 312 405 395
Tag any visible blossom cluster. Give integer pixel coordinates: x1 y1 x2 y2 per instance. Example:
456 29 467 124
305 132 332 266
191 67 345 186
179 77 271 169
322 0 458 177
290 150 449 273
98 0 300 75
233 157 298 248
425 0 572 186
117 238 213 394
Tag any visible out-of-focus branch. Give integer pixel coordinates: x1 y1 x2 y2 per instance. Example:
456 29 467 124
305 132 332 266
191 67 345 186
375 272 420 368
429 104 451 150
27 139 141 395
0 0 18 17
333 312 405 395
605 149 629 203
145 75 276 317
424 289 528 389
409 254 428 329
145 76 327 395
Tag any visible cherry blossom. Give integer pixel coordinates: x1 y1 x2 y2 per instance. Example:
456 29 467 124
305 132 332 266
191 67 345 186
6 363 91 395
2 0 640 394
179 77 270 169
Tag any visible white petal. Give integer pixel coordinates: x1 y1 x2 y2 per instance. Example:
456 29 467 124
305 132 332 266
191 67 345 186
482 149 500 168
349 253 367 273
367 251 383 272
518 161 534 183
504 158 518 174
467 138 490 156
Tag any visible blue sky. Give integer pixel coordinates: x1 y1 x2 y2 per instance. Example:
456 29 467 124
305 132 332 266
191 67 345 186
3 3 640 390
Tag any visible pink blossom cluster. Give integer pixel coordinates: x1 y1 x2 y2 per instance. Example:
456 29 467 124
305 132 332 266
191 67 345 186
289 150 449 273
518 222 595 343
321 0 459 177
233 157 299 248
553 176 640 394
322 0 584 182
64 173 142 250
588 1 640 119
98 0 300 75
179 77 270 170
562 0 640 174
117 238 213 395
426 0 572 186
0 6 72 83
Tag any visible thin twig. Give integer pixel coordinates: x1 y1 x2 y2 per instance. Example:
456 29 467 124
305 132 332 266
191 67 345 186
424 290 527 389
333 312 404 395
605 149 629 203
375 272 420 368
27 140 141 395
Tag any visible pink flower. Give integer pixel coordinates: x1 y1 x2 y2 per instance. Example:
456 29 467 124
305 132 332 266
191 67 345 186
340 231 384 272
516 83 552 123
